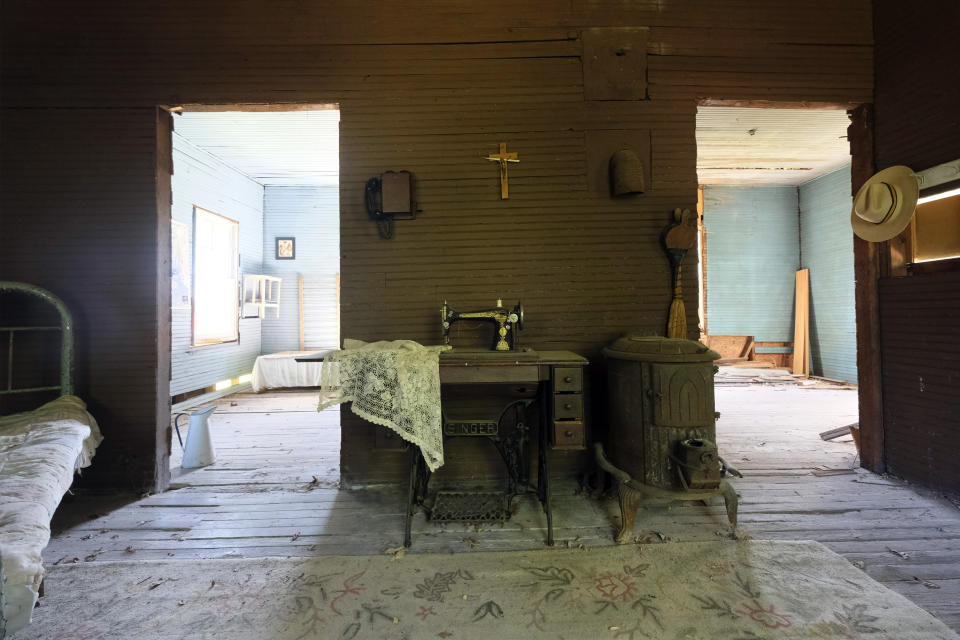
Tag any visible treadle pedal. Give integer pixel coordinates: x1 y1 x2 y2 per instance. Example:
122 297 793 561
429 491 509 522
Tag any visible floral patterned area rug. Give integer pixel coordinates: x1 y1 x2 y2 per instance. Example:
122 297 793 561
18 540 957 640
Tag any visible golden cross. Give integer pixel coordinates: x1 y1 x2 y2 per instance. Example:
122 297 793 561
485 142 519 199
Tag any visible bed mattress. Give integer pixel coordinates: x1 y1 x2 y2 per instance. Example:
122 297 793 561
0 395 102 635
251 350 337 392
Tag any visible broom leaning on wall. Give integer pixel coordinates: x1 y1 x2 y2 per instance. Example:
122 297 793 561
662 207 698 339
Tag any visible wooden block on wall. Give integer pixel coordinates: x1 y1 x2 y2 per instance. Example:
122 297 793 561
582 27 649 101
585 129 652 196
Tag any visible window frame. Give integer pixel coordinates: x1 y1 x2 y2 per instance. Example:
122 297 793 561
191 205 240 348
911 190 960 265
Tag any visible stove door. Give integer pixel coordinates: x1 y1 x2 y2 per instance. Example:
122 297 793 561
650 363 715 427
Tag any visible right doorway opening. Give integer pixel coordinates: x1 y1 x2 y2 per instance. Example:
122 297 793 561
695 104 860 464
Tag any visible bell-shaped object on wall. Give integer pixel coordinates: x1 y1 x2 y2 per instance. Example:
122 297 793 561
610 148 646 196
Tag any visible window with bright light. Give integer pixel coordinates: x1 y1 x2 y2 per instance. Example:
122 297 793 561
912 188 960 263
192 206 239 346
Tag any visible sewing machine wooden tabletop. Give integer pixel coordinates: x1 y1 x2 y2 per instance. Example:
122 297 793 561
296 348 587 383
438 349 586 383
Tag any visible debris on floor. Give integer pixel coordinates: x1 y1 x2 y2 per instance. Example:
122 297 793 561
811 466 857 477
820 423 858 441
714 367 799 386
913 576 941 589
383 546 407 559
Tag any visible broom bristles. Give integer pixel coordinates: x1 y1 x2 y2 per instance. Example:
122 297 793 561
667 298 686 339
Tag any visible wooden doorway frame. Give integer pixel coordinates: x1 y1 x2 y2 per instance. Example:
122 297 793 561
695 99 884 474
847 104 884 473
153 102 342 493
155 108 174 492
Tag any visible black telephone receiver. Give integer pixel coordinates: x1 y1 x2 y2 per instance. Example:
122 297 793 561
365 176 384 221
365 171 414 239
364 176 392 239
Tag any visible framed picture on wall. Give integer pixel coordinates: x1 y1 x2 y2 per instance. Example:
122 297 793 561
170 220 191 309
276 237 295 260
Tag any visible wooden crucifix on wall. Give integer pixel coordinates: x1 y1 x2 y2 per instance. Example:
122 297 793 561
485 142 519 199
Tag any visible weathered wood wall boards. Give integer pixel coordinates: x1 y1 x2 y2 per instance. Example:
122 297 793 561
168 133 265 398
872 0 960 491
798 166 858 384
702 186 801 344
261 186 341 353
878 271 960 491
582 28 649 101
0 1 873 489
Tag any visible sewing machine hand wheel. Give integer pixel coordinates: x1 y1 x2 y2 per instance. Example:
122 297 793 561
512 302 524 330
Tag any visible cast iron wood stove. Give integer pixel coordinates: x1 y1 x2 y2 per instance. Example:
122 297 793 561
595 335 738 543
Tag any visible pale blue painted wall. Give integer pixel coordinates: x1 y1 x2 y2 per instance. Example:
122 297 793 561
799 166 857 383
170 133 264 395
261 186 340 353
704 186 800 342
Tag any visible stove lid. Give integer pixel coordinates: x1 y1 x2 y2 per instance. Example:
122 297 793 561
602 334 720 362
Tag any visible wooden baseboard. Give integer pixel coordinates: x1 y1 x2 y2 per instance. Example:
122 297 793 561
171 382 252 412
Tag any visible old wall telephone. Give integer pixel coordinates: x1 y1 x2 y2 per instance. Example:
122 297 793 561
365 170 416 239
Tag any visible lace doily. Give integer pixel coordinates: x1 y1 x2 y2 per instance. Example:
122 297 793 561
319 339 450 471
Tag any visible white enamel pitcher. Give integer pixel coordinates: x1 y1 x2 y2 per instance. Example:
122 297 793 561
174 405 217 468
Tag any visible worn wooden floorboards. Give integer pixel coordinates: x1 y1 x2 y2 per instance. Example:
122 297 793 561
48 386 960 630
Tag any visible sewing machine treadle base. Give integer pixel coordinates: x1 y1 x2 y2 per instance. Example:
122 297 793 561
430 491 509 522
404 401 544 547
404 349 587 548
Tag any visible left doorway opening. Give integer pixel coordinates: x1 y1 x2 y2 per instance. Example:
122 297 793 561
166 105 341 490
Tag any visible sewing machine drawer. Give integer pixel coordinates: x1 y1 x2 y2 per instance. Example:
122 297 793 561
440 365 540 384
553 367 582 393
552 420 585 449
553 394 583 420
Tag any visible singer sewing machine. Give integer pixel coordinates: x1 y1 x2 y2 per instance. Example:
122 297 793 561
441 298 524 351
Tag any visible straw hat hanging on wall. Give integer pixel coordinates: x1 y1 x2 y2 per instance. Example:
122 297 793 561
851 165 919 242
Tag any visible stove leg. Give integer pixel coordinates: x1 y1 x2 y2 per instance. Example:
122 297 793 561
719 480 739 528
615 483 641 544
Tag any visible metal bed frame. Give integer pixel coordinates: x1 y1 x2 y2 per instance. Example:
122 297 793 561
0 282 77 637
0 281 75 399
0 280 74 638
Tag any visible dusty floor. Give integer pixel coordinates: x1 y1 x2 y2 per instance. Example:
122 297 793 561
47 383 960 630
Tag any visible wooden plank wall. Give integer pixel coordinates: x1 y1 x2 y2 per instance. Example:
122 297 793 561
798 166 858 384
0 108 165 489
702 186 801 343
169 133 264 397
873 0 960 174
878 272 960 490
0 1 873 490
873 0 960 491
261 186 340 352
